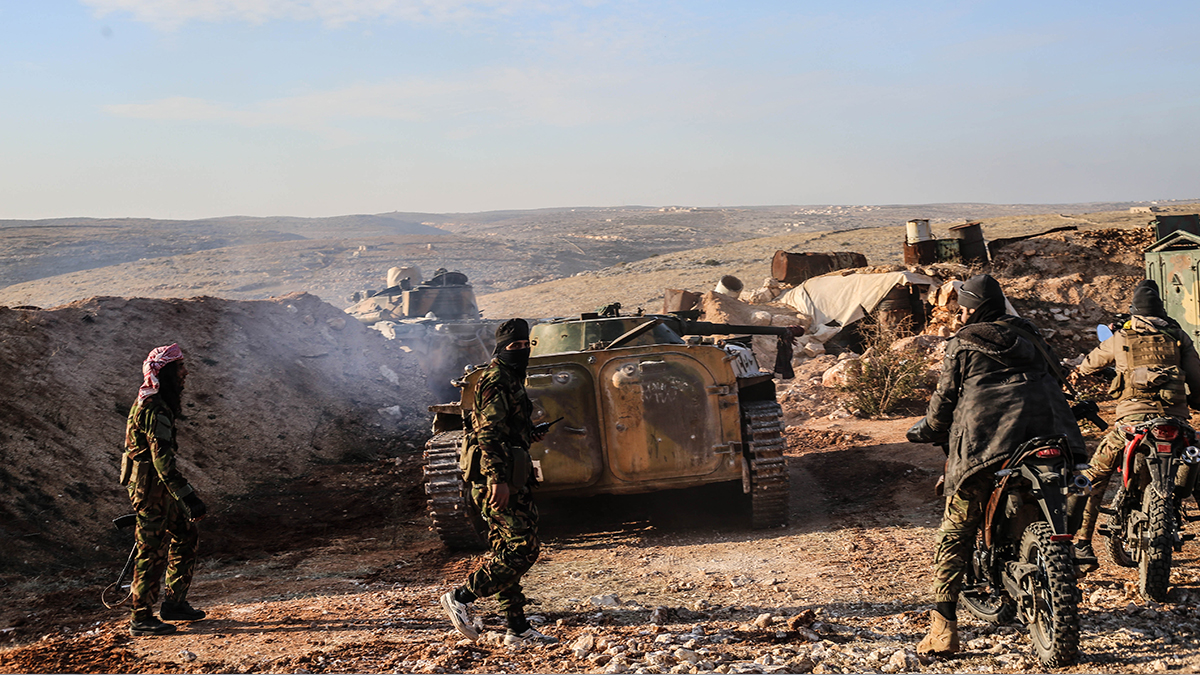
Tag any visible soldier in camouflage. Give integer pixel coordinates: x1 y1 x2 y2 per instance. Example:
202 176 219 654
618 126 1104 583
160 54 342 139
121 343 209 636
439 318 556 646
907 275 1083 656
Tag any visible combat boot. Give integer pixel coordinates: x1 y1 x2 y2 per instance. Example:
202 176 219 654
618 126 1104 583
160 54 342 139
161 600 206 621
916 610 959 656
129 615 177 637
1073 540 1099 575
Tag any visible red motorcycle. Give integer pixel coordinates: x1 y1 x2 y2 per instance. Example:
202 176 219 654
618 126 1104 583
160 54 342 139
1099 416 1200 601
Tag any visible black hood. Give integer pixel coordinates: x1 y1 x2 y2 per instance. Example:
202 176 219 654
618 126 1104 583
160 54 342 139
1129 279 1167 319
959 274 1007 325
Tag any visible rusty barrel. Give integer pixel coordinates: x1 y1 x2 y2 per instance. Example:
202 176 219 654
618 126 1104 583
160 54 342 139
949 221 987 262
771 250 867 285
903 240 937 265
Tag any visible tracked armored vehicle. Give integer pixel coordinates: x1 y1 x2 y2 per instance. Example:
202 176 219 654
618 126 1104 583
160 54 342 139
345 267 498 401
423 307 803 549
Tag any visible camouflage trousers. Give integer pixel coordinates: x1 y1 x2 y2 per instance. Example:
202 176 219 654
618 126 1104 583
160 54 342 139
465 483 540 616
931 470 994 604
127 483 199 621
1079 413 1196 541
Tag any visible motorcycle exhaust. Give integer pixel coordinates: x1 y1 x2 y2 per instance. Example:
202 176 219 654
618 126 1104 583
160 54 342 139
1072 474 1093 491
1184 446 1200 465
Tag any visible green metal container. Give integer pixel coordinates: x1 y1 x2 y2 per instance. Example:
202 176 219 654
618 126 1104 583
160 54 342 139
1144 229 1200 340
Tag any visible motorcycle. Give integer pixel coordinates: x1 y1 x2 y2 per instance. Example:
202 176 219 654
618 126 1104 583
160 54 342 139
1089 322 1200 601
1097 416 1200 601
958 434 1091 667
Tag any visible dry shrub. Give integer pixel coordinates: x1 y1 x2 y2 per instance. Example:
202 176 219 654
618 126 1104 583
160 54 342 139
839 319 932 418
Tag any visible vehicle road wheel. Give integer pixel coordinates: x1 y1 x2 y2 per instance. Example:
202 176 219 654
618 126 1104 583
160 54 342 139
1020 521 1080 668
1139 487 1173 602
742 401 789 529
423 431 487 550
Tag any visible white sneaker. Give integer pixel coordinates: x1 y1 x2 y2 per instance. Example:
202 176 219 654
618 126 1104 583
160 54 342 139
439 591 479 641
504 626 558 646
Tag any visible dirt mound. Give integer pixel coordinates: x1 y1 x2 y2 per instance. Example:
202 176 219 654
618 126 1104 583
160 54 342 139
990 226 1149 314
785 428 872 454
0 293 434 574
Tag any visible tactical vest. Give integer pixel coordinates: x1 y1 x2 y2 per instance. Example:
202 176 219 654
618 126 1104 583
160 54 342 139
1110 323 1187 413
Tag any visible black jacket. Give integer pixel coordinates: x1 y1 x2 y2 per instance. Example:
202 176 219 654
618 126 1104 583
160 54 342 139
926 315 1084 496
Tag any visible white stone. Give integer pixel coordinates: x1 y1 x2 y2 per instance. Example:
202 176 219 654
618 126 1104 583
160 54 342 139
674 648 699 664
590 593 622 607
647 651 677 667
572 633 596 656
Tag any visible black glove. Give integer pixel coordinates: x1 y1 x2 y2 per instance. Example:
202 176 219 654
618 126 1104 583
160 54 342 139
181 493 207 521
1071 399 1109 431
907 418 948 445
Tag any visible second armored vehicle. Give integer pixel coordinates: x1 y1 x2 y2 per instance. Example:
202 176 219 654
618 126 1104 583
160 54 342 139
345 266 497 400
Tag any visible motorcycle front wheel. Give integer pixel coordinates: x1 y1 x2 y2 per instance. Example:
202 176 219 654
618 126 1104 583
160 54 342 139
1104 487 1137 568
961 549 1016 624
1020 522 1080 668
1139 487 1173 602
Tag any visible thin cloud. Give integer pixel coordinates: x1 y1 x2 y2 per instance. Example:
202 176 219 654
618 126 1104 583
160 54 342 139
82 0 560 29
101 68 633 141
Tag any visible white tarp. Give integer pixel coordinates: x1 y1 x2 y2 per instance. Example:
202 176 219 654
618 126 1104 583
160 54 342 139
776 271 938 338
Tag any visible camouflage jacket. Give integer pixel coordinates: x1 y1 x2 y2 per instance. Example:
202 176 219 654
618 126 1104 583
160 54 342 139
1078 315 1200 419
122 395 194 501
462 358 534 487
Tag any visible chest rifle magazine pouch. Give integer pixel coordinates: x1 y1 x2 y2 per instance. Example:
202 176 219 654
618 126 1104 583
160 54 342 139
509 446 532 491
459 436 483 484
119 452 133 486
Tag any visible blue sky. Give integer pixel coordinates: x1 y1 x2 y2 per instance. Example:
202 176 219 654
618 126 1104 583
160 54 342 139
2 1 1198 219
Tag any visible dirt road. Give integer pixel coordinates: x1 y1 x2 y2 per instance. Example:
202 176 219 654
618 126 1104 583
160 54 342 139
3 418 1199 674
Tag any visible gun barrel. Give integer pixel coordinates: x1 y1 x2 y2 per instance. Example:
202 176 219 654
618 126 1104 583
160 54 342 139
681 321 799 338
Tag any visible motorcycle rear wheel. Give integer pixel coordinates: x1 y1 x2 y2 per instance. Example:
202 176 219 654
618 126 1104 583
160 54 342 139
1139 487 1173 602
1020 522 1080 668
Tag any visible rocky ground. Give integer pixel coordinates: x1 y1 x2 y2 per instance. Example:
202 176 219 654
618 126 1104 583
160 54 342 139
3 203 1200 673
2 415 1199 674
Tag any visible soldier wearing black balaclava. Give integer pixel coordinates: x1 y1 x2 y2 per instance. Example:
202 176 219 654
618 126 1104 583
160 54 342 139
907 274 1084 655
1072 279 1200 568
439 319 556 647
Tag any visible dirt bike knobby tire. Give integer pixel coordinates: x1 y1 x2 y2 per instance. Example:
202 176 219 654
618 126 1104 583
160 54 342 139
1104 487 1137 568
1020 521 1080 668
961 579 1017 625
1139 487 1173 602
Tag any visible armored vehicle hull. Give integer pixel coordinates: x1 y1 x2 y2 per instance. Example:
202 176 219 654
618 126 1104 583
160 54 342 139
423 312 797 549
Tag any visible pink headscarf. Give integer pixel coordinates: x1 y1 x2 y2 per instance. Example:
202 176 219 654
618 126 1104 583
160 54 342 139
137 343 184 403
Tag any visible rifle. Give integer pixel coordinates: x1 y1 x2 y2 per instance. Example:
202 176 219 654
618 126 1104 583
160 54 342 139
101 514 138 609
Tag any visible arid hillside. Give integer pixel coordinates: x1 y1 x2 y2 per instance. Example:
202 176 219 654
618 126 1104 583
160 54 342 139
0 201 1160 311
0 293 433 575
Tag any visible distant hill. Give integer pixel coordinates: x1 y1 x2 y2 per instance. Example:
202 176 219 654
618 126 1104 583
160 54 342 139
2 200 1193 309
